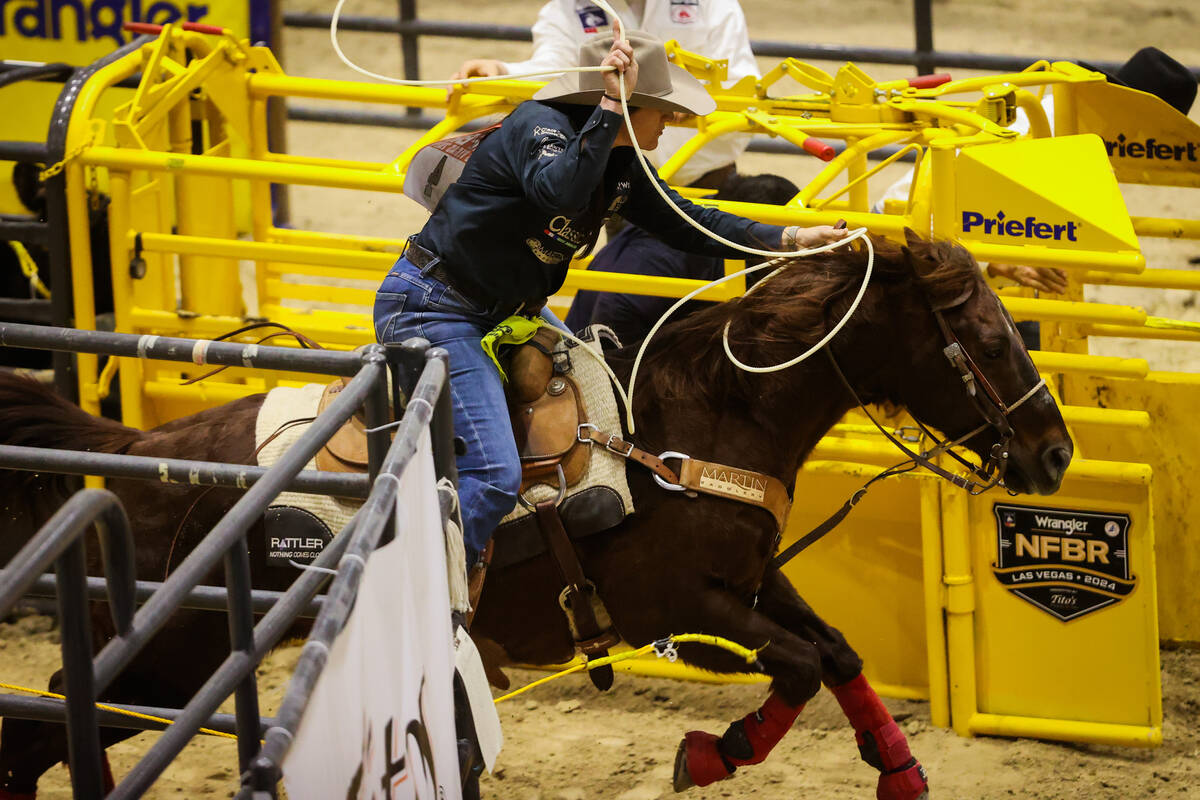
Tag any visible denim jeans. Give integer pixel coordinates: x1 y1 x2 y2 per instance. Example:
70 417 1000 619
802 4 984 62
373 253 568 563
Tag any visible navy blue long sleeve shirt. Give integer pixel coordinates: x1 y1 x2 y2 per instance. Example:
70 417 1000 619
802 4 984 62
564 225 725 344
414 100 786 310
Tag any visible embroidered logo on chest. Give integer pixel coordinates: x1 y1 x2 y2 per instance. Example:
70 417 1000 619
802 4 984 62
526 237 568 264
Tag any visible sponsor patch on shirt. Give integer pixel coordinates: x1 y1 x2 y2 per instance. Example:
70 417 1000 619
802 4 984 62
669 0 700 24
526 237 568 264
538 142 565 159
575 2 609 33
533 125 567 141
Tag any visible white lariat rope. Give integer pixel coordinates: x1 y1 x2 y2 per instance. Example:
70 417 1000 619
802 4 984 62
330 0 613 85
328 0 872 435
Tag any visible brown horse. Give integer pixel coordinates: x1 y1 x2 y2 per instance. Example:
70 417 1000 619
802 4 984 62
0 232 1072 798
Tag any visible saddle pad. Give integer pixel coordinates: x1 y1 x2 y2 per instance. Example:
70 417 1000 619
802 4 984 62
255 383 361 541
496 326 634 530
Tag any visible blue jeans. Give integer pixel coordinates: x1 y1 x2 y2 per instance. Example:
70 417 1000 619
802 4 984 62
373 254 567 563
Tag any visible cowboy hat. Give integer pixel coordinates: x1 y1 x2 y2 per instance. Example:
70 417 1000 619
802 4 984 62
534 30 717 116
1077 47 1197 116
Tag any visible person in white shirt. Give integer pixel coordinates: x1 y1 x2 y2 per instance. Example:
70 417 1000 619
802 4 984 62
454 1 757 188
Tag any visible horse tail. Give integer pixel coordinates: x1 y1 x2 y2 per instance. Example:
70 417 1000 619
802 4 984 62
0 371 143 455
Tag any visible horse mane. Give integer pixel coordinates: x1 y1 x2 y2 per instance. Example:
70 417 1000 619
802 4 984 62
629 235 981 406
0 371 142 455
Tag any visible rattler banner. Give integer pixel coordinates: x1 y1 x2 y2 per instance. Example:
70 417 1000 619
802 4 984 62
992 503 1137 622
283 431 462 800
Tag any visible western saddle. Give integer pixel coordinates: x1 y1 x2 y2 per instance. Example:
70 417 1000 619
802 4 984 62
312 327 793 691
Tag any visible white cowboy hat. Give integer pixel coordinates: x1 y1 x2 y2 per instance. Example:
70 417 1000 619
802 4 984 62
534 30 717 116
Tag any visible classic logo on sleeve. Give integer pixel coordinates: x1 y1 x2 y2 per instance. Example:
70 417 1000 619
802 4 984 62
669 0 700 23
992 503 1136 621
532 125 568 159
575 1 609 33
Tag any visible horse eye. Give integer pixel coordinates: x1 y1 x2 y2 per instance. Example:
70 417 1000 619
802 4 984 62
983 342 1007 360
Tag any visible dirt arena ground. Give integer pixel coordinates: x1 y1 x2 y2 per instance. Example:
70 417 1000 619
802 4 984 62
5 614 1199 799
7 0 1200 797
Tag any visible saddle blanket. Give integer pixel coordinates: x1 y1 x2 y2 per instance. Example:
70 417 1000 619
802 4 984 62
253 326 634 567
498 325 634 527
255 382 361 551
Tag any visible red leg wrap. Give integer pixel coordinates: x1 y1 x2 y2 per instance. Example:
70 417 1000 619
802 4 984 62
0 788 36 800
675 731 735 789
831 674 928 800
717 691 804 767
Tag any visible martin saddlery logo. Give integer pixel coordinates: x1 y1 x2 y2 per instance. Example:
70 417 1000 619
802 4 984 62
1104 134 1198 162
962 210 1079 242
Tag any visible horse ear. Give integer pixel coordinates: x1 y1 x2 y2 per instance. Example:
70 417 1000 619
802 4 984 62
899 228 930 275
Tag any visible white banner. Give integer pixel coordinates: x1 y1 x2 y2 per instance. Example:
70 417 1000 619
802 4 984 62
283 430 462 800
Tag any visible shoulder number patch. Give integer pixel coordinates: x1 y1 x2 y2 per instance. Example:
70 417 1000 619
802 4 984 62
575 2 609 33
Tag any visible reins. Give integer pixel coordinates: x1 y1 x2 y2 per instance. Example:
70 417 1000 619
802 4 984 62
772 293 1049 569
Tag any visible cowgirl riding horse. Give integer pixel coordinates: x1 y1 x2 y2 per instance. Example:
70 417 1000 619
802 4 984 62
373 29 848 569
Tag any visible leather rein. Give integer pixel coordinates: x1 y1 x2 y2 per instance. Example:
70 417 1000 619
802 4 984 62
772 285 1047 569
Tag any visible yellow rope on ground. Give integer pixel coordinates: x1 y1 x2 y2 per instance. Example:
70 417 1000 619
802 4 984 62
493 634 763 705
0 681 238 740
9 242 50 299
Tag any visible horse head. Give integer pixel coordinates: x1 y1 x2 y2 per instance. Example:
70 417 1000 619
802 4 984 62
845 229 1073 495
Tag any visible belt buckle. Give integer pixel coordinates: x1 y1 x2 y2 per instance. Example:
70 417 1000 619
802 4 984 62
605 433 634 457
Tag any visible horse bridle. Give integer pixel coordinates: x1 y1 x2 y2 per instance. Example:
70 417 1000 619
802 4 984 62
922 301 1046 492
773 283 1048 569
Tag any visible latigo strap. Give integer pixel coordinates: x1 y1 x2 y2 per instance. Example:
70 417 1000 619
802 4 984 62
578 427 791 530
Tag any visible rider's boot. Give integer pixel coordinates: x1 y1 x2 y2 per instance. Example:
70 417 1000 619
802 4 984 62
673 691 804 791
465 541 494 629
830 673 929 800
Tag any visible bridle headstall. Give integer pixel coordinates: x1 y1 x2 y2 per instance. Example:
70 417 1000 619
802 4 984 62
771 286 1047 569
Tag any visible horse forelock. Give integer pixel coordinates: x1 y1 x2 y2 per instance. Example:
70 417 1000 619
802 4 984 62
630 235 982 406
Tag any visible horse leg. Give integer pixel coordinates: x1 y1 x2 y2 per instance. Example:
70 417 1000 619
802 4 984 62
656 586 824 791
0 663 175 799
755 569 929 800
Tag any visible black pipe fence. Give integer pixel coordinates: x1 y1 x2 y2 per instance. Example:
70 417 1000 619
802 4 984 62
280 0 1200 142
243 345 452 797
7 571 326 619
0 323 460 799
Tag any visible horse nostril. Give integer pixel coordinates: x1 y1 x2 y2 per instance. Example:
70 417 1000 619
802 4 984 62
1042 445 1072 480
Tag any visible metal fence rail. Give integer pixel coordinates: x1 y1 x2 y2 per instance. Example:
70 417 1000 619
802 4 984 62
244 347 451 797
277 0 1198 160
0 324 459 799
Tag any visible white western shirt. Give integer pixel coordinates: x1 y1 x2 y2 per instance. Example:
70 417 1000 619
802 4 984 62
501 0 757 185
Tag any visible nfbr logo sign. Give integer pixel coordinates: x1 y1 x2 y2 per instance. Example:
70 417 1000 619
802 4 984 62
992 503 1137 622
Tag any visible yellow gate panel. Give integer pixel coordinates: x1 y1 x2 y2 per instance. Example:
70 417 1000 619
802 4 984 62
945 463 1161 746
1062 372 1200 644
782 466 934 701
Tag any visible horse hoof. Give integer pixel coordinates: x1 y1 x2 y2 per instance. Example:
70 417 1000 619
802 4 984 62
588 664 614 691
672 731 735 792
672 739 695 792
877 759 928 800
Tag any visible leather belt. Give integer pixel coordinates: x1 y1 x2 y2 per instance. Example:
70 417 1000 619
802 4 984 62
404 239 493 309
404 239 546 317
